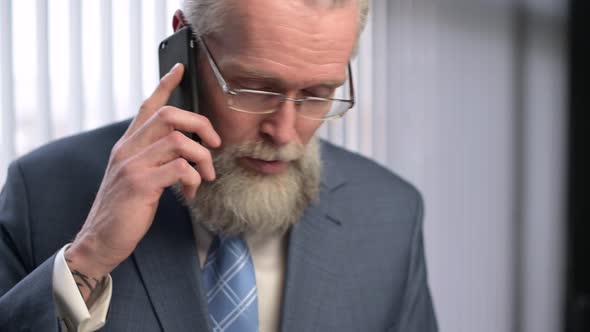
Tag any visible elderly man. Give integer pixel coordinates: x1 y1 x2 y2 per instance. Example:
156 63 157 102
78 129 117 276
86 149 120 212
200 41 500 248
0 0 437 331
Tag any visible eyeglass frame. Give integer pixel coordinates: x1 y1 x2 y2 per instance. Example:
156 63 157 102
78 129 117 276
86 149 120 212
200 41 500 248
197 36 356 121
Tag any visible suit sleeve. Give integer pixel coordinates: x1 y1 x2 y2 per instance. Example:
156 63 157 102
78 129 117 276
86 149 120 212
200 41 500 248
393 195 438 332
0 161 60 331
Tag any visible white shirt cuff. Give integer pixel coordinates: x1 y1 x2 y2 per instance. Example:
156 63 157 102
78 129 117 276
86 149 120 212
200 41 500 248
52 244 112 332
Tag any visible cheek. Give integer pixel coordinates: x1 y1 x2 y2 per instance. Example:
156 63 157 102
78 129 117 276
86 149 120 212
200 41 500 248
198 66 262 145
212 109 264 146
297 120 323 144
198 94 261 146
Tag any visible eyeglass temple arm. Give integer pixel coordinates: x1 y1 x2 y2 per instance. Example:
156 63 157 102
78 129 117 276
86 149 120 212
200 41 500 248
198 36 231 93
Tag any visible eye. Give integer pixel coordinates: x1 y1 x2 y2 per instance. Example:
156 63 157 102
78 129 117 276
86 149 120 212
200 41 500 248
235 79 272 91
304 86 336 98
240 83 266 90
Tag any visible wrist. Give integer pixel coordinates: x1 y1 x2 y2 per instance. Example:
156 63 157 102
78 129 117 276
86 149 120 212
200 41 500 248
65 235 113 281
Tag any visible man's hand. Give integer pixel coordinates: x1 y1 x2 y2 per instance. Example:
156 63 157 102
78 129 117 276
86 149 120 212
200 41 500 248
64 63 221 303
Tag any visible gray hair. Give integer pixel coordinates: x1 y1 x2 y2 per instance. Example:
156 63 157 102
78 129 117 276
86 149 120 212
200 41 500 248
182 0 369 52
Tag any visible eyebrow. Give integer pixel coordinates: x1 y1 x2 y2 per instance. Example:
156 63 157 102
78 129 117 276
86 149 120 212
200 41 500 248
222 61 347 89
222 62 281 82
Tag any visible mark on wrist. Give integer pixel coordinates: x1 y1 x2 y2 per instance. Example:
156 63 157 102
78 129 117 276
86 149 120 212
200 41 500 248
66 257 104 299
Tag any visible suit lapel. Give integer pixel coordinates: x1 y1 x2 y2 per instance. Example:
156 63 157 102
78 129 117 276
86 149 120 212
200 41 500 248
280 147 348 332
133 188 211 332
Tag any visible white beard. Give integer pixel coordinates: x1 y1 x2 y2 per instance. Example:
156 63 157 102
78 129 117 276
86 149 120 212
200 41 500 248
176 137 321 236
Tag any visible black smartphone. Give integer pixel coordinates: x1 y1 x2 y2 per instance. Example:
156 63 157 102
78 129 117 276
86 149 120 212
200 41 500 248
158 26 201 140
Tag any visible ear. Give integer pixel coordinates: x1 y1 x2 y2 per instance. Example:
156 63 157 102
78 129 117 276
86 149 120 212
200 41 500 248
172 9 188 32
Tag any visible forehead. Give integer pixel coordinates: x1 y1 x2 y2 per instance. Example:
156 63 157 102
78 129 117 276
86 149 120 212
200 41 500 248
208 0 358 86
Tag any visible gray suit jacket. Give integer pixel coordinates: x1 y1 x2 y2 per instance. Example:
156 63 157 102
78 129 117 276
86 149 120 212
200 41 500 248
0 120 437 331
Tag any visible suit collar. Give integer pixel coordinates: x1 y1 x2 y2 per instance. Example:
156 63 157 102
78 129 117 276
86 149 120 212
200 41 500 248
131 189 346 332
131 140 349 332
279 142 351 331
318 140 349 225
319 140 348 193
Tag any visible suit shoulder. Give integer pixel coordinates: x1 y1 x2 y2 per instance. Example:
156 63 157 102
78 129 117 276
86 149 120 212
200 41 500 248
17 119 131 171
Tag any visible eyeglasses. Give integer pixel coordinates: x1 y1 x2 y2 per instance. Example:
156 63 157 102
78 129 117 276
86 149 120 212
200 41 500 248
198 37 355 121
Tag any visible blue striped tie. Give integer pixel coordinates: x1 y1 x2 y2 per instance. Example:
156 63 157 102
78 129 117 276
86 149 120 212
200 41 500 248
202 235 259 332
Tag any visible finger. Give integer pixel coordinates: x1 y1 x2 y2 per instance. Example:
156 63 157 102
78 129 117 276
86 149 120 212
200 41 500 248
123 106 221 157
152 158 202 200
133 131 216 181
125 63 185 137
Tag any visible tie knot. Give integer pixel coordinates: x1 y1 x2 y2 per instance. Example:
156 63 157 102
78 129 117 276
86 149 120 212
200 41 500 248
206 235 247 262
219 235 247 249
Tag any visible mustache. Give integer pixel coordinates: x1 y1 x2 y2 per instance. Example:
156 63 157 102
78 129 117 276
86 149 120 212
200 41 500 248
218 140 306 162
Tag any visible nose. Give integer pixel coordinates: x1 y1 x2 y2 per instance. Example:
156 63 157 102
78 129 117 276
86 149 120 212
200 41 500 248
259 99 299 146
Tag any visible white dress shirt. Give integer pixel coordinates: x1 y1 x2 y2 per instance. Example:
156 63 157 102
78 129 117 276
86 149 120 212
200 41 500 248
52 224 287 332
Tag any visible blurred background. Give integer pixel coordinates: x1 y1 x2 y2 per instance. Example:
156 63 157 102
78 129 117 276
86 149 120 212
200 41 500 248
0 0 587 331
